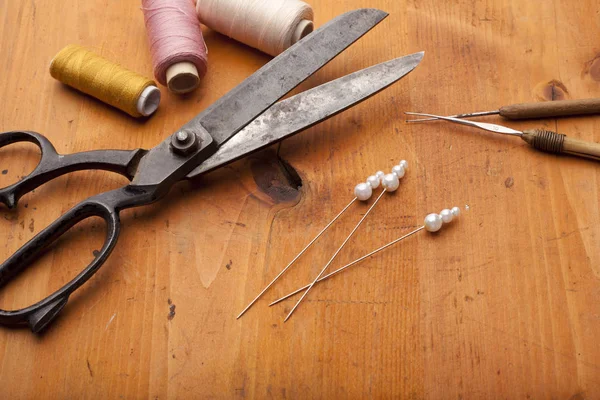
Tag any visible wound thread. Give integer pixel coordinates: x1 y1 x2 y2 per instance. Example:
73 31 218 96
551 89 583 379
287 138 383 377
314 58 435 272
142 0 208 93
196 0 314 56
532 129 565 153
49 45 160 117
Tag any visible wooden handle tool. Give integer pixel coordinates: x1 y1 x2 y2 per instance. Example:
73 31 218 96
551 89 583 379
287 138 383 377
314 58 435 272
521 129 600 161
407 98 600 122
405 112 600 162
501 98 600 120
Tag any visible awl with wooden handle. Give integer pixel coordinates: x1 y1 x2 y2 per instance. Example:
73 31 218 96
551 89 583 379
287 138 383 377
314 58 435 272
407 98 600 122
405 112 600 162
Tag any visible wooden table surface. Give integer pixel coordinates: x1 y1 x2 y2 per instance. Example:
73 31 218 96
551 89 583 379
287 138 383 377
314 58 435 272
1 0 599 398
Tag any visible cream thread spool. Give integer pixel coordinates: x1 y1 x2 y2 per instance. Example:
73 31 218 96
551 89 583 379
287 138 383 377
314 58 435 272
196 0 314 56
292 19 314 44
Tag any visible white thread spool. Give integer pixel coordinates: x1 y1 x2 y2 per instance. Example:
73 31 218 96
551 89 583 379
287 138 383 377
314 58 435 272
196 0 314 56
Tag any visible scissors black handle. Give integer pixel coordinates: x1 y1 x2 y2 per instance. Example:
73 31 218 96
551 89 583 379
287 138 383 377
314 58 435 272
0 187 141 332
0 122 216 332
0 131 152 332
0 131 145 208
0 185 162 332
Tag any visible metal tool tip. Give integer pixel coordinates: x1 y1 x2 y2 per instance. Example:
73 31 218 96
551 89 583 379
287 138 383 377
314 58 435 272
236 302 255 319
405 111 437 117
404 111 444 123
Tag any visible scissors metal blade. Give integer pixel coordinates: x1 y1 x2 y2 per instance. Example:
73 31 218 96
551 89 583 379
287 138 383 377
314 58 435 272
186 51 424 179
180 8 388 146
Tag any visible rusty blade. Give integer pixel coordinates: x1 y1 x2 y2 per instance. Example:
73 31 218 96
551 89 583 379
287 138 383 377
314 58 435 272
186 51 424 179
180 8 389 147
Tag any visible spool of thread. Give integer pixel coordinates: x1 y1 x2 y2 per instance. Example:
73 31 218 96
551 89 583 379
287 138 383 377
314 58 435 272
142 0 208 94
196 0 314 56
49 45 160 117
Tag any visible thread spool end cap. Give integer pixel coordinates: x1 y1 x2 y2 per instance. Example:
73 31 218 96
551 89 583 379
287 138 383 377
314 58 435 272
137 85 161 117
292 19 314 44
166 62 200 94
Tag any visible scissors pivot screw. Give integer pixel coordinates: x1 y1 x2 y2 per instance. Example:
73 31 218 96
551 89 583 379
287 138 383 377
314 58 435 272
170 130 200 155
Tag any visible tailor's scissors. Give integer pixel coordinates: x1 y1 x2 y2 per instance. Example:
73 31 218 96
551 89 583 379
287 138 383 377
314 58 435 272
0 9 423 332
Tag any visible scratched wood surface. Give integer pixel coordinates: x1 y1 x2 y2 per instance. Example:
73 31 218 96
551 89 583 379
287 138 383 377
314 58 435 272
0 0 599 398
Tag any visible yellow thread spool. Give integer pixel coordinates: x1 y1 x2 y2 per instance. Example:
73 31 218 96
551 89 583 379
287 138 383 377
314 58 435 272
49 45 160 117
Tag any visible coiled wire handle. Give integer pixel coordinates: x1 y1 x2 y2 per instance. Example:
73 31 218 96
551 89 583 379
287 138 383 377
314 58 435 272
522 129 600 161
528 129 566 153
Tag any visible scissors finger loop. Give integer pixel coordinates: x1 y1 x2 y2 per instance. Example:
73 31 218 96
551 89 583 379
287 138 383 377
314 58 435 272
0 130 145 208
0 197 121 332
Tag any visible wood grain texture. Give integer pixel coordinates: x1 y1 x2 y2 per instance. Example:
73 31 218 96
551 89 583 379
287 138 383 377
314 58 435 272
0 0 599 398
562 135 600 160
500 98 600 119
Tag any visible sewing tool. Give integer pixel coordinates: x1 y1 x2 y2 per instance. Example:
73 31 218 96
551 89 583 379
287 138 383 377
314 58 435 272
406 98 600 122
142 0 208 94
0 9 424 333
284 163 407 321
269 206 461 306
196 0 314 56
237 161 408 319
49 45 160 117
405 112 600 161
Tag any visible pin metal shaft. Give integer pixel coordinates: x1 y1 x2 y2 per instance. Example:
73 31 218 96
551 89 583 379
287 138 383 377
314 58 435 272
237 197 358 319
270 226 424 306
283 189 388 321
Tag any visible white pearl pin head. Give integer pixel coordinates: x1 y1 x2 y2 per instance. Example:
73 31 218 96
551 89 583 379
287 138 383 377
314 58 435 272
366 175 380 189
354 182 372 201
424 213 443 232
381 173 400 192
354 161 408 201
391 164 405 179
440 208 453 223
381 160 409 193
424 206 461 232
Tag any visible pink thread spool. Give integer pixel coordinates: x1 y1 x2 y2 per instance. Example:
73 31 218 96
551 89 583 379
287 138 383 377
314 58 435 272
142 0 208 94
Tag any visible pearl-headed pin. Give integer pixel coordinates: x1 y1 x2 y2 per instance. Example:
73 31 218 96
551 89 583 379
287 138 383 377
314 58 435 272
237 161 409 319
269 205 462 306
424 206 460 232
284 161 409 321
